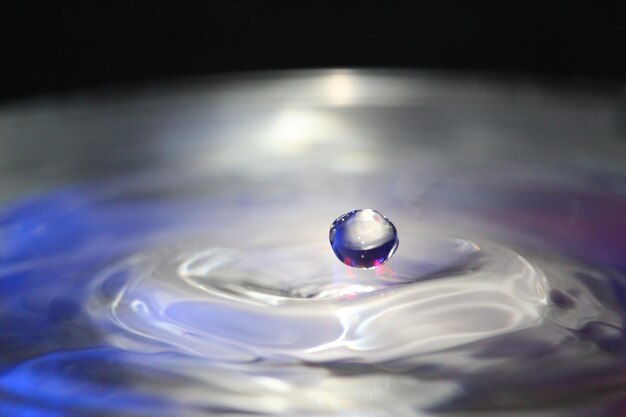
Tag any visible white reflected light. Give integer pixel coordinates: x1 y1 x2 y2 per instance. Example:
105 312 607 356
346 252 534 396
324 71 355 106
264 109 340 156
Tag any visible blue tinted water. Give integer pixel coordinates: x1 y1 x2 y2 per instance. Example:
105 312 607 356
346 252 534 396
0 170 624 417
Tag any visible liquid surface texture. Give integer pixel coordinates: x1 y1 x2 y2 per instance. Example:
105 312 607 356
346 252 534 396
0 71 625 417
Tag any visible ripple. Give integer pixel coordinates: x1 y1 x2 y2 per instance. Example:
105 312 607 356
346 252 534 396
87 234 548 364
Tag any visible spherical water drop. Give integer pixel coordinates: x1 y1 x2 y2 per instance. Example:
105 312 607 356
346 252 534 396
329 209 399 268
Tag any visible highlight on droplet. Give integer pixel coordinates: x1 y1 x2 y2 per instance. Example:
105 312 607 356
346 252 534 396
329 209 399 269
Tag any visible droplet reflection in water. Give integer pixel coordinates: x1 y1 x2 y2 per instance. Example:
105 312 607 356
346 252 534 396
329 209 399 268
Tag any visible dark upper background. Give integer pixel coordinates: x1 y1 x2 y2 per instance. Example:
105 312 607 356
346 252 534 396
2 1 625 102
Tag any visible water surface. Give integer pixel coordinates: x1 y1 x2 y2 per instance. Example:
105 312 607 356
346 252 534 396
0 71 625 416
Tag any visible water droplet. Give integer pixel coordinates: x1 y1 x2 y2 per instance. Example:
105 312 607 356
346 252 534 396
329 209 399 269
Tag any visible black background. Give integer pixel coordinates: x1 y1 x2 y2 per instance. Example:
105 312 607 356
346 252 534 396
2 1 625 102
